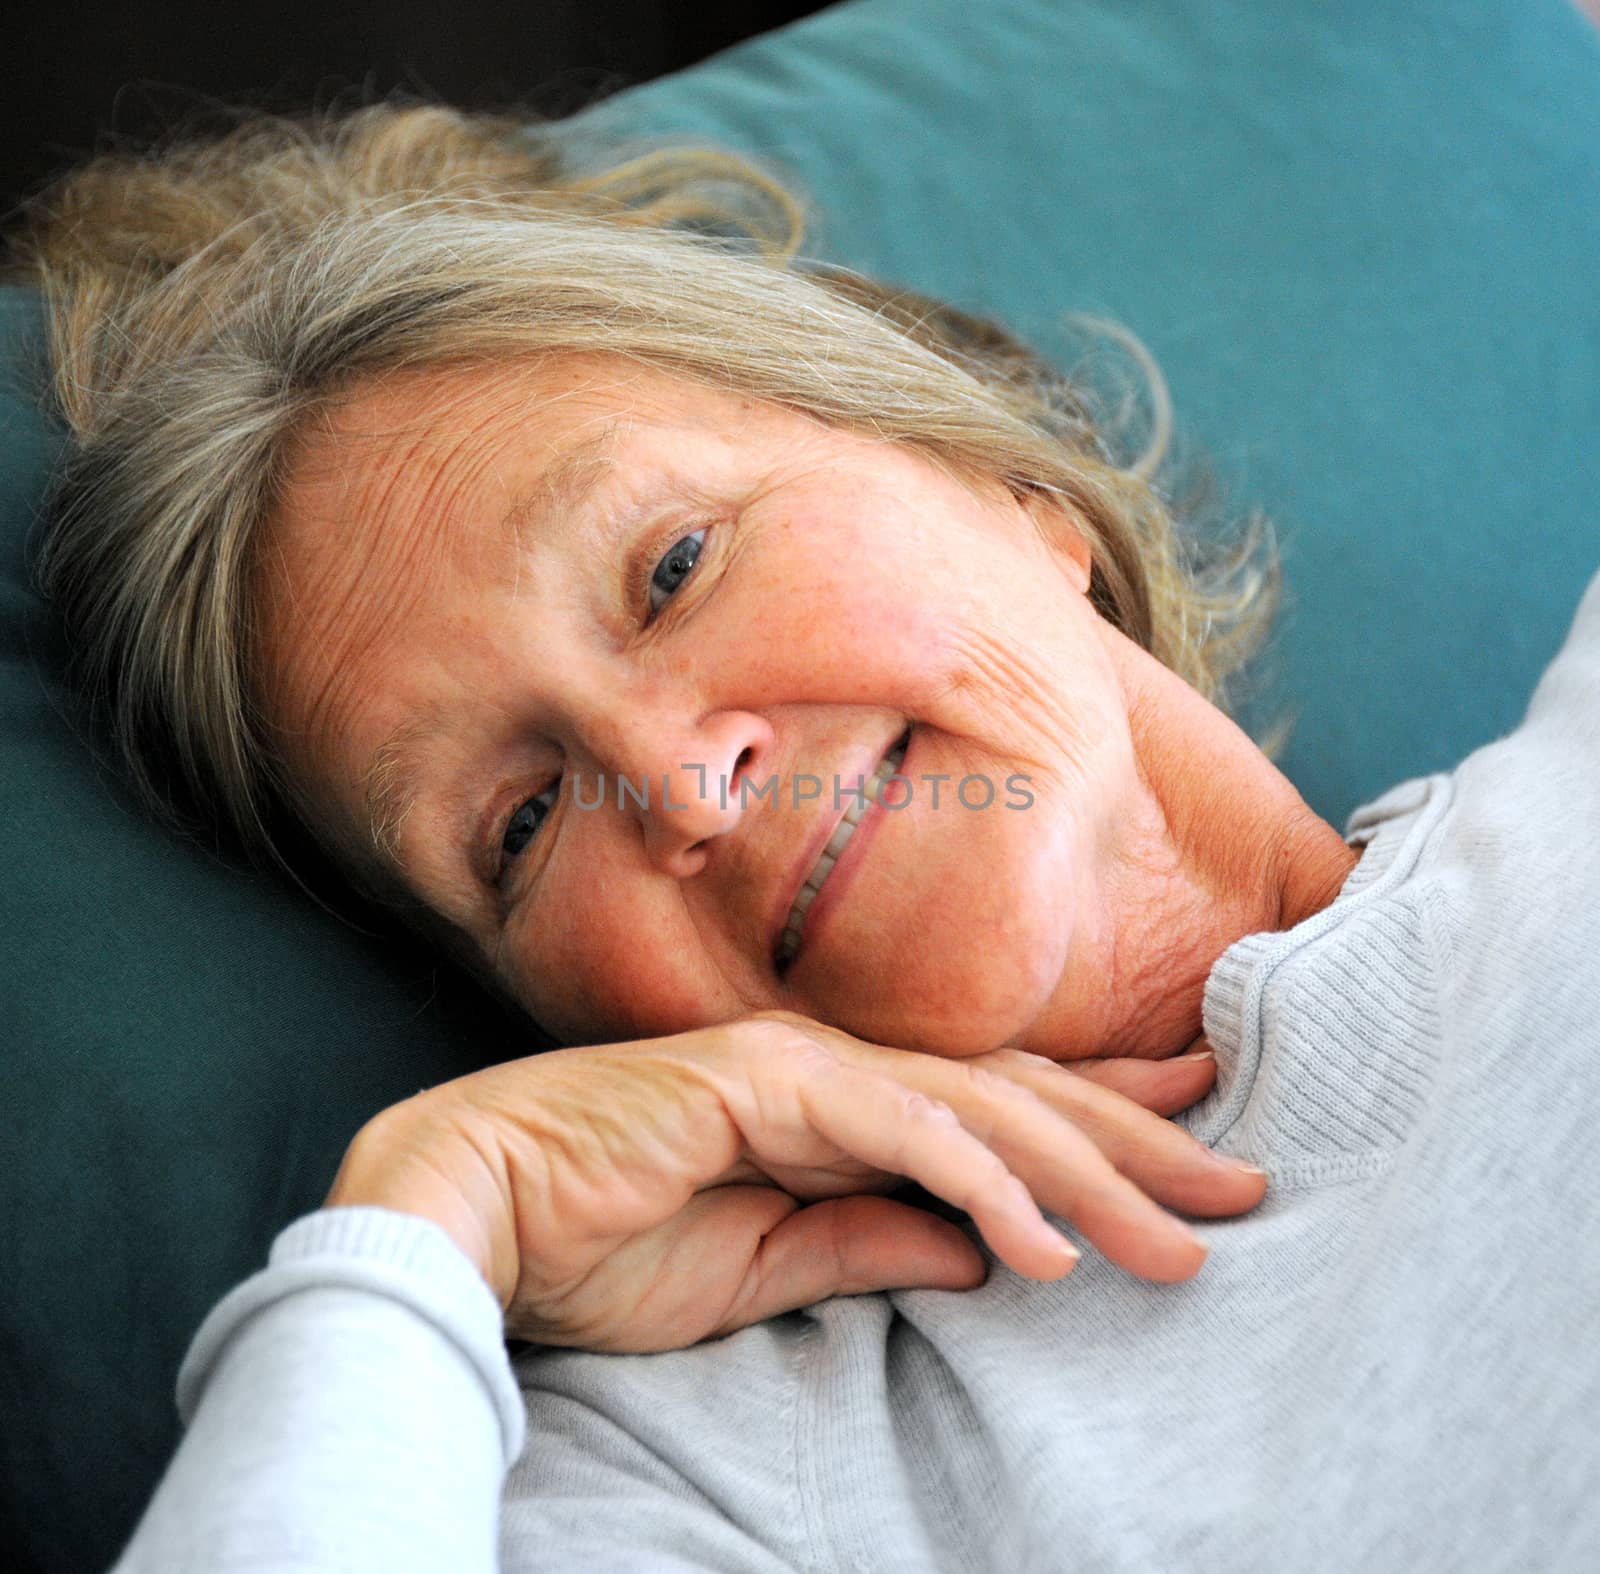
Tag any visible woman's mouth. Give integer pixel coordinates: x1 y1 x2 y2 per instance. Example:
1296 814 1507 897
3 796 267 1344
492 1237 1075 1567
775 728 909 970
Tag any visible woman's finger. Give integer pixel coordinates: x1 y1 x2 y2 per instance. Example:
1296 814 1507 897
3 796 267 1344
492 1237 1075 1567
719 1014 1258 1283
835 1035 1264 1226
934 1060 1216 1281
1064 1048 1219 1115
950 1046 1269 1219
779 1050 1086 1281
785 1048 1221 1283
707 1192 991 1334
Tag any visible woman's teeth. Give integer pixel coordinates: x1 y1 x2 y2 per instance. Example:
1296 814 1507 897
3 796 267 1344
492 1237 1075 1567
776 734 908 968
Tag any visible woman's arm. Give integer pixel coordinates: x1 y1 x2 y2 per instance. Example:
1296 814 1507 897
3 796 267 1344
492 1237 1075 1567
113 1207 521 1574
114 1011 1260 1570
323 1012 1265 1352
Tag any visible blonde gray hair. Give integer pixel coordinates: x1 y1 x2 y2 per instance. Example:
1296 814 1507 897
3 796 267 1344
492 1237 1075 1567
11 103 1277 896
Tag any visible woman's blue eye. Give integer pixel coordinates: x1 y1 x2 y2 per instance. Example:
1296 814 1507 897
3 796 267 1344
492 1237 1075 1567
501 781 560 865
648 529 706 616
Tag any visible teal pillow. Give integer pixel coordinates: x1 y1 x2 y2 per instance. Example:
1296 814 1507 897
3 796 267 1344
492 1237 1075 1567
4 2 1597 1569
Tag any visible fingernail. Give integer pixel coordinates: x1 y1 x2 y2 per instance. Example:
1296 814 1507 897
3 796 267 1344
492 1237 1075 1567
1051 1235 1082 1264
1172 1049 1214 1063
1232 1161 1268 1177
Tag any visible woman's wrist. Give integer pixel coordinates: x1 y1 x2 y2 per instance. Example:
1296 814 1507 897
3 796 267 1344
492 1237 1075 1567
323 1099 519 1313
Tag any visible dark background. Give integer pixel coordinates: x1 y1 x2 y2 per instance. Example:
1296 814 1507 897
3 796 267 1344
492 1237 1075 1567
3 0 832 213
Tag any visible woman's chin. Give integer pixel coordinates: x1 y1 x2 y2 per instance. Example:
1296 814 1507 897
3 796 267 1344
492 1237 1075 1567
809 915 1067 1052
796 961 1059 1059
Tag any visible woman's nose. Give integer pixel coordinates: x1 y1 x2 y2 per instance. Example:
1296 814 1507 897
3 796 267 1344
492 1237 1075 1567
588 707 775 878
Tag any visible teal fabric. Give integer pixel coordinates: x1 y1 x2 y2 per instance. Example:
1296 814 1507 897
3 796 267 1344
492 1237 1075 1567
2 2 1596 1570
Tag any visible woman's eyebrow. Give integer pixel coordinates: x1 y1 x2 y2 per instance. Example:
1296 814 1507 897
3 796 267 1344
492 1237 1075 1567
362 712 449 868
497 423 623 558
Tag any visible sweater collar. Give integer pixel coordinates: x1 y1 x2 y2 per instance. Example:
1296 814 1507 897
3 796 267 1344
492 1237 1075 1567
1190 772 1453 1146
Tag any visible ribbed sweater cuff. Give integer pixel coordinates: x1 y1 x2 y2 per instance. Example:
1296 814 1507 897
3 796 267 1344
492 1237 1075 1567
176 1206 526 1466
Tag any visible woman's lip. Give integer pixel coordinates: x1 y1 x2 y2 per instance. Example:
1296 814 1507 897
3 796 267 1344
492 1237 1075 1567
772 726 912 974
768 727 906 969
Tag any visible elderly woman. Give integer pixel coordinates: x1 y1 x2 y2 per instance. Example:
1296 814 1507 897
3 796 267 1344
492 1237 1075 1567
18 107 1600 1571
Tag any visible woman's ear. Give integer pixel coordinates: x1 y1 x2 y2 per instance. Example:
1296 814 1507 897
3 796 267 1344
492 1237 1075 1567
1024 492 1094 596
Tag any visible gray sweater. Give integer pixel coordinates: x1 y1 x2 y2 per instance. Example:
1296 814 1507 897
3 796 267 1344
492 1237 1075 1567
116 569 1600 1573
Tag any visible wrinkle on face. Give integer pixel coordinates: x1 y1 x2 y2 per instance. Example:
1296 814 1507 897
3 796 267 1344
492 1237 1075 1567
262 426 445 768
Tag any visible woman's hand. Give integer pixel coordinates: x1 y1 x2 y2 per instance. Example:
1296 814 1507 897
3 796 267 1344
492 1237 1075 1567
324 1011 1265 1352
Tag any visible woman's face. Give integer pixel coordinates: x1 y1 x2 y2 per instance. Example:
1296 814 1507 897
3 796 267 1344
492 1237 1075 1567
259 353 1147 1056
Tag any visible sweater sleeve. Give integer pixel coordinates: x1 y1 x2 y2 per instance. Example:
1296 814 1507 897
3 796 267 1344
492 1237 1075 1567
1520 567 1600 754
112 1206 526 1574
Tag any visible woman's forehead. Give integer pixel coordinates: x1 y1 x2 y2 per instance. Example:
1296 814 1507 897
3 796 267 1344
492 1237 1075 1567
273 361 627 579
307 351 762 457
255 356 770 760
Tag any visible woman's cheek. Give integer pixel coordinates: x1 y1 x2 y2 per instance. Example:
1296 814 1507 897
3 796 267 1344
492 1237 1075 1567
505 897 719 1046
498 895 623 1045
